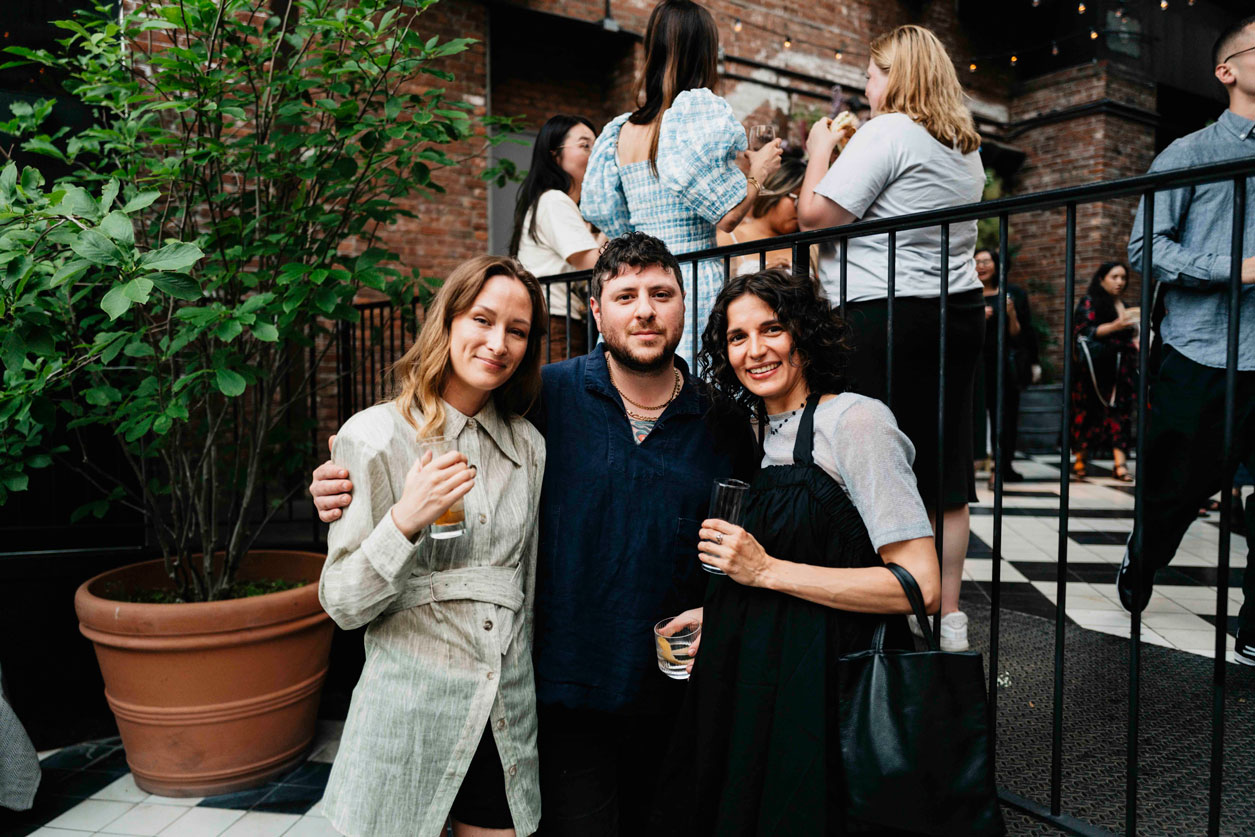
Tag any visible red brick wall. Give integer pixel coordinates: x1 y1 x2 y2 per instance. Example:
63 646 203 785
1006 62 1156 376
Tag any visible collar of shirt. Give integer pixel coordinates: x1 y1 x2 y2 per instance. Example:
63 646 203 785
582 343 703 419
1218 109 1255 141
441 397 522 466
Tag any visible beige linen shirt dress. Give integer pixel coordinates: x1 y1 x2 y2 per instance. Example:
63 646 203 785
319 398 545 837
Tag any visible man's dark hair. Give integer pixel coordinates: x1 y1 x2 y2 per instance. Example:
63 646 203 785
591 231 684 302
1213 15 1255 68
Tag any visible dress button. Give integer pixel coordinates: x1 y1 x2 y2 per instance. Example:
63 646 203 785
508 764 517 777
497 718 506 731
479 513 487 524
486 671 495 681
483 619 494 631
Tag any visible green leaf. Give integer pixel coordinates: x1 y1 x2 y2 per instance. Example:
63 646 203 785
152 415 173 435
140 241 202 272
149 273 201 300
313 286 338 313
122 191 161 212
71 229 123 266
215 368 246 397
56 185 101 221
237 292 274 315
50 259 90 288
100 211 135 245
251 322 278 342
122 277 153 303
123 341 155 358
22 137 65 161
26 454 52 469
215 319 243 342
100 179 120 210
0 163 15 197
100 286 133 319
2 473 29 493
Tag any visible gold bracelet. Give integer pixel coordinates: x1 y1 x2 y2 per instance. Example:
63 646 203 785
746 174 761 193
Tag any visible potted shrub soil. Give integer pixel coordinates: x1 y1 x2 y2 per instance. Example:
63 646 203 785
0 0 518 794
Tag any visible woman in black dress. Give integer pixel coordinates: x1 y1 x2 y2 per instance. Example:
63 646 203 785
1070 261 1139 480
972 248 1039 485
657 269 941 835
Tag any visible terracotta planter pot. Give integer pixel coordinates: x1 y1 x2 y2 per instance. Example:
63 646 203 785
74 550 334 797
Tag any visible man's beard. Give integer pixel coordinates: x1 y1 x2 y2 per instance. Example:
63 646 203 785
602 321 679 373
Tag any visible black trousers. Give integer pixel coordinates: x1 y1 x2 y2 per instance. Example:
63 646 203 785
535 705 673 836
972 351 1022 472
1128 346 1255 640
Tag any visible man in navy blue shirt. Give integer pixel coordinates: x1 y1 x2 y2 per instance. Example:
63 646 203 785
311 233 757 834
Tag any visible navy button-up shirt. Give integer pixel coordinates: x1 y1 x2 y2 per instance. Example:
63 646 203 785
531 347 757 714
1128 109 1255 370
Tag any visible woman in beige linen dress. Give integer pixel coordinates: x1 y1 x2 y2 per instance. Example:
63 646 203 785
319 256 548 837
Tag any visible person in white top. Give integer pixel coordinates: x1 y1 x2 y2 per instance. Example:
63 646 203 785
510 114 606 361
797 24 987 652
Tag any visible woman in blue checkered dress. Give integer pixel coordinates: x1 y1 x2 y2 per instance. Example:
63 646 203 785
581 0 781 367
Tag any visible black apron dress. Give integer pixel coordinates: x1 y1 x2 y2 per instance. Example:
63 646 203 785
656 395 912 836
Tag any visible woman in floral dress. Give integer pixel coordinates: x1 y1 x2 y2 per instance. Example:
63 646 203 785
1070 261 1139 480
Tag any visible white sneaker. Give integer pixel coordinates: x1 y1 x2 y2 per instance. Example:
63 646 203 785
940 611 970 652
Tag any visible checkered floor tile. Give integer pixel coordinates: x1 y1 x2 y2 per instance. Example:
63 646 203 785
965 454 1250 665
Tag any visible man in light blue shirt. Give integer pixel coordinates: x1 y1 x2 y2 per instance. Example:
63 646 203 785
1120 15 1255 666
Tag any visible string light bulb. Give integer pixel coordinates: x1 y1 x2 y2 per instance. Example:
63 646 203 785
733 17 742 32
1032 0 1040 6
969 62 977 72
1052 40 1059 56
1077 2 1086 13
1010 54 1019 66
1160 0 1168 8
1090 28 1099 39
783 34 792 49
834 46 844 61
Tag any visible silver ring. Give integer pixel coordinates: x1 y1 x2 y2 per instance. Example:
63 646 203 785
714 533 723 545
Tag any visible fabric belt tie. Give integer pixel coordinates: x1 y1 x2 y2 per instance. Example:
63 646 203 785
384 565 525 615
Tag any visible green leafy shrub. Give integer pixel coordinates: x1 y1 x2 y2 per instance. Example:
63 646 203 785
0 0 518 600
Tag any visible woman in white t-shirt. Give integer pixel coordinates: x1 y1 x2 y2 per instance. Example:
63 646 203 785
510 114 606 361
797 24 985 652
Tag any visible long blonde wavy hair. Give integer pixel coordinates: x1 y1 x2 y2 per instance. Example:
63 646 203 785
869 25 981 154
391 256 548 439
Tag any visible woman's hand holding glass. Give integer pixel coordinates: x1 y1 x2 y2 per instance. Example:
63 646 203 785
389 450 476 541
746 138 783 187
697 519 775 587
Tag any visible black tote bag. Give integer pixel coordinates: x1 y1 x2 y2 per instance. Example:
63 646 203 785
837 563 1005 836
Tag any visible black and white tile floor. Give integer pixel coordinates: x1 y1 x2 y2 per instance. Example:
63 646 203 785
5 724 341 837
6 454 1250 836
966 454 1248 663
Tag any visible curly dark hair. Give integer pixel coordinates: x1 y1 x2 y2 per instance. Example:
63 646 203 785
591 231 683 302
698 269 851 421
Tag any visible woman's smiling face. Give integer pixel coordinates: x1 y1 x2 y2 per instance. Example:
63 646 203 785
725 292 807 412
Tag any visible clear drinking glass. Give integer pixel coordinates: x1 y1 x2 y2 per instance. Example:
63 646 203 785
700 478 750 576
654 617 700 680
418 434 466 539
748 124 776 151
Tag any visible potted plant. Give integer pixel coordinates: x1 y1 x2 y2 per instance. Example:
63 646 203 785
0 0 518 795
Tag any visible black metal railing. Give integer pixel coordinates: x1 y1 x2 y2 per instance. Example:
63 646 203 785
335 156 1255 836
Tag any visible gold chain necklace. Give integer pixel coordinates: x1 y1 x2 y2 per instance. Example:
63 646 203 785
607 362 682 421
